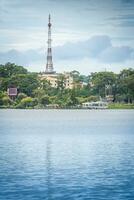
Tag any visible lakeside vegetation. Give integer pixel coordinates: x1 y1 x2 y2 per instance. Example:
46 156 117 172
108 103 134 109
0 62 134 109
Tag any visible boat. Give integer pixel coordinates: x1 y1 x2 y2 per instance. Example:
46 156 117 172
82 101 108 109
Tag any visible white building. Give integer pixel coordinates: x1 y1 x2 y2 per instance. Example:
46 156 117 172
39 72 74 89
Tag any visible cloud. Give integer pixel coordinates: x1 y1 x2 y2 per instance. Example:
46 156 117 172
0 35 133 72
53 35 111 60
0 49 44 66
53 35 133 63
121 0 134 5
1 0 134 54
109 14 134 21
107 13 134 28
118 21 134 27
98 46 133 63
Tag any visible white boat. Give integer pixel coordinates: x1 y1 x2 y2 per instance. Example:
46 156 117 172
82 101 108 109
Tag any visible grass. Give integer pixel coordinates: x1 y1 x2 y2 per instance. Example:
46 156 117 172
108 103 134 109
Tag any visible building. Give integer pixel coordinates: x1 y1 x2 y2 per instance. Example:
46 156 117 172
40 72 74 89
40 73 58 88
63 72 74 89
7 88 17 99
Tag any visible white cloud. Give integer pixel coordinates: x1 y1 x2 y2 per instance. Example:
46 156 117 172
53 35 111 60
1 0 134 52
0 35 134 74
99 46 133 63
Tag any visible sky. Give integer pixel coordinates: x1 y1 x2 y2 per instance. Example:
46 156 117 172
0 0 134 74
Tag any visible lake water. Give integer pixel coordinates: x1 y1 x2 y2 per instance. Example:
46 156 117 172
0 109 134 200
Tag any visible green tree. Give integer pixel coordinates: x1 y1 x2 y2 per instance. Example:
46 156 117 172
90 71 116 97
16 97 38 108
70 70 80 83
117 69 134 103
8 73 39 96
0 62 27 78
57 74 66 91
39 95 50 106
67 89 79 106
17 93 27 101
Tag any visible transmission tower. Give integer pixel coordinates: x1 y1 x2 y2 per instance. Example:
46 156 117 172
45 14 55 74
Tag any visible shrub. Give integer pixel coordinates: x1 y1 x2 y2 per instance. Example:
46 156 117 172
39 95 50 106
17 93 27 101
16 97 38 108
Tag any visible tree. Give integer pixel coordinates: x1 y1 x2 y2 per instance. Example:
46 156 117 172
70 70 80 83
57 74 66 92
117 69 134 103
39 95 50 106
17 93 27 101
0 62 134 108
90 71 116 97
7 73 39 96
38 79 52 93
16 97 38 108
67 89 79 106
0 92 13 107
60 89 79 107
0 62 27 78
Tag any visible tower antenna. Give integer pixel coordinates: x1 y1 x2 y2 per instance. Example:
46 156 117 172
45 14 55 74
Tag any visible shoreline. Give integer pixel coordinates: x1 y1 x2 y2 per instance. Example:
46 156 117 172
0 103 134 110
0 108 134 110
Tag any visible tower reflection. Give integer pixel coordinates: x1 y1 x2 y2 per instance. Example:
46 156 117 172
46 139 52 200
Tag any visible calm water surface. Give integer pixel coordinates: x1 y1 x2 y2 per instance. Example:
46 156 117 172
0 109 134 200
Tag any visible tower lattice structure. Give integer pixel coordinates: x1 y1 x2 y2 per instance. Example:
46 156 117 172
45 14 55 74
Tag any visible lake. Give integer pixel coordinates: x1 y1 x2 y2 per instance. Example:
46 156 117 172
0 109 134 200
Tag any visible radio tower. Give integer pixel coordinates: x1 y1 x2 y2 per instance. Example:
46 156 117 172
45 14 55 74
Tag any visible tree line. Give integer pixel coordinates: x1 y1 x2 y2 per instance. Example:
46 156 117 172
0 62 134 108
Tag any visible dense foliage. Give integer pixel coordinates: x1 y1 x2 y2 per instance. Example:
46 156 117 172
0 63 134 108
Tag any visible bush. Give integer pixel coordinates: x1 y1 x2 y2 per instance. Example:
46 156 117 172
39 95 50 106
87 95 99 102
108 103 134 109
16 97 38 108
17 93 27 101
2 96 13 107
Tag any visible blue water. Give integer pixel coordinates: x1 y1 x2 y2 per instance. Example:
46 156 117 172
0 110 134 200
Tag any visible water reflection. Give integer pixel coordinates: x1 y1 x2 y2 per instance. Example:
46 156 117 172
46 139 52 200
0 110 134 200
